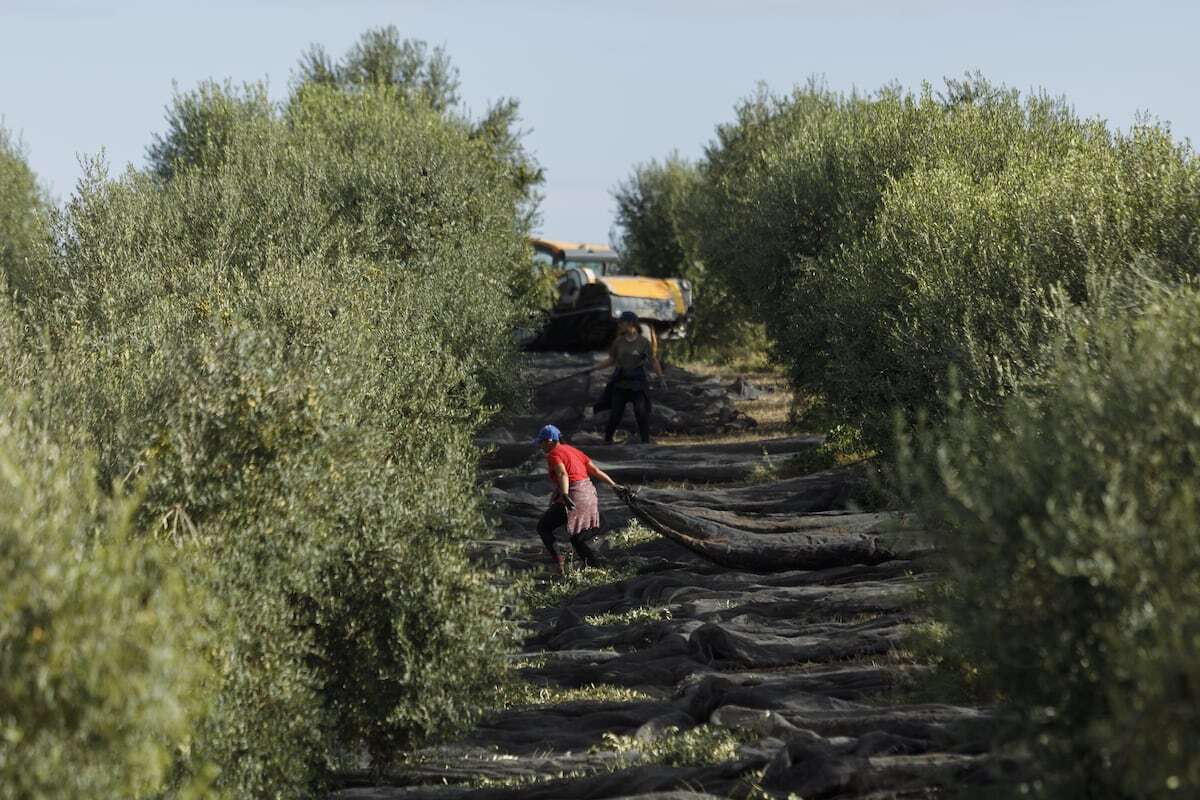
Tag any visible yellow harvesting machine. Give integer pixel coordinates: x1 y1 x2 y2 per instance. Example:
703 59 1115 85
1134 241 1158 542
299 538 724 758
528 237 693 350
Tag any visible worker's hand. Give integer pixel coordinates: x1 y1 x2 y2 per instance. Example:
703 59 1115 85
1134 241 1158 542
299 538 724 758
612 484 631 501
562 495 577 512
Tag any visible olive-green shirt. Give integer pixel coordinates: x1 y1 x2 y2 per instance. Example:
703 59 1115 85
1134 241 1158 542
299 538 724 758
611 333 652 373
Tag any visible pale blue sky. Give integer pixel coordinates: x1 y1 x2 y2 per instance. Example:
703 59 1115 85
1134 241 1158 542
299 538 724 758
1 0 1197 242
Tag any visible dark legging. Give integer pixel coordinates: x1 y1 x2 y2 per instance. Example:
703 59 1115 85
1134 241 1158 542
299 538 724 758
537 504 601 563
605 387 651 443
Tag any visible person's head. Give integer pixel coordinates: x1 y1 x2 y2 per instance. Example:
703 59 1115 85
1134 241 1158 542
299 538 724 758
618 311 640 336
534 424 561 453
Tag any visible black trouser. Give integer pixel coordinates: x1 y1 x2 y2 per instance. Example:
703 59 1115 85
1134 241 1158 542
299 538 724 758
605 386 651 443
537 504 600 563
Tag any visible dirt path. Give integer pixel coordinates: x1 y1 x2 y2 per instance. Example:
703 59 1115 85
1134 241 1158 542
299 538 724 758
332 356 994 799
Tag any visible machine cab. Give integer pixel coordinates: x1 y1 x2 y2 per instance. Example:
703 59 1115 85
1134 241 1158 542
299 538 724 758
531 238 623 276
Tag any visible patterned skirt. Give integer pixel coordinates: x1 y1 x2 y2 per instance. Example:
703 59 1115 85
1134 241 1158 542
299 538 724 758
564 479 601 535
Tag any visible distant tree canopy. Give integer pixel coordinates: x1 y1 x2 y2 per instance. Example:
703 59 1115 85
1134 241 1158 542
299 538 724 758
148 26 544 227
296 26 461 111
612 153 700 281
145 81 272 181
612 153 761 355
936 69 1017 108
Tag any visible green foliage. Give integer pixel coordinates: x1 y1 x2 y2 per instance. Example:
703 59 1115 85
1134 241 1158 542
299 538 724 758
293 26 543 228
470 96 545 230
296 26 460 112
898 282 1200 798
146 81 272 181
613 153 701 281
525 260 562 312
692 78 1200 450
7 32 540 798
0 127 49 299
0 386 211 800
612 153 761 356
662 74 1200 796
937 69 1014 108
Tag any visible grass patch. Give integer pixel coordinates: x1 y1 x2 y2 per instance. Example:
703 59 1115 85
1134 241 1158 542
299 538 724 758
605 519 657 550
510 561 641 612
662 360 798 445
508 655 547 670
661 339 774 375
584 606 673 627
746 436 875 484
498 680 654 709
466 769 595 790
598 724 743 767
392 751 598 792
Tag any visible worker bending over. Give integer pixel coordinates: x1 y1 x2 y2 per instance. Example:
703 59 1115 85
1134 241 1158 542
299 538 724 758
534 424 626 574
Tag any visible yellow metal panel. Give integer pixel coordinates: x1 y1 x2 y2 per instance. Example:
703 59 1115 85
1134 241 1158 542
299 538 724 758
665 280 687 314
601 276 673 299
601 276 689 314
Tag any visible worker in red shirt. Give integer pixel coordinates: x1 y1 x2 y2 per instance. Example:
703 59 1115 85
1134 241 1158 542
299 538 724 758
534 424 627 574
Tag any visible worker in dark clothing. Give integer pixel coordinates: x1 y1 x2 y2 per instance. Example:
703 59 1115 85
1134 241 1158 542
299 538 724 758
596 311 665 444
534 424 627 574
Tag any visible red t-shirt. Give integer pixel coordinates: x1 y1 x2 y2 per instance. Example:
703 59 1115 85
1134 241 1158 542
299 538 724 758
546 442 592 483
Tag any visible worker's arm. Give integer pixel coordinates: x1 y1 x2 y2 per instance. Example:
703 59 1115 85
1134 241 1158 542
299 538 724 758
646 328 664 379
553 462 570 499
586 461 621 489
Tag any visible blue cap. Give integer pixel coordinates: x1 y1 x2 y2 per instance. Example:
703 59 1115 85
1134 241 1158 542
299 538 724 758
534 424 561 444
618 311 639 324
